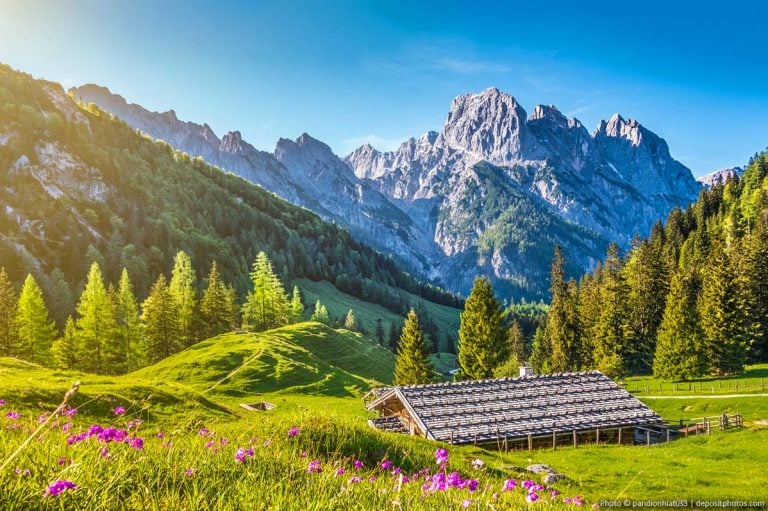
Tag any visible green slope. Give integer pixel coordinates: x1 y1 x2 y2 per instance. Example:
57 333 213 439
297 278 462 343
132 322 394 398
0 357 233 421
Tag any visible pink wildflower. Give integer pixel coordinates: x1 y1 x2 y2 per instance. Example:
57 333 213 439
307 460 322 473
349 476 362 484
335 467 345 477
112 406 125 416
128 437 144 450
381 460 393 470
434 447 449 465
462 499 473 509
353 459 364 470
5 411 20 420
44 480 77 497
184 468 195 477
287 426 299 437
502 479 517 491
527 492 540 503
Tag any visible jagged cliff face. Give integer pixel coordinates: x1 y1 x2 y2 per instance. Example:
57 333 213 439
697 167 743 188
72 85 701 299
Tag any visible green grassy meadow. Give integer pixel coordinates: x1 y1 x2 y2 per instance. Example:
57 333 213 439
1 323 767 509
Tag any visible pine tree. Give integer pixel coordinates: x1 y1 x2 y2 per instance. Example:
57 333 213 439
45 268 73 329
289 286 304 323
623 238 669 374
51 316 79 370
529 326 551 374
75 263 117 373
242 252 289 331
394 309 435 385
310 300 330 324
142 274 181 363
388 321 400 352
343 309 358 331
699 246 748 375
375 318 385 345
742 213 768 361
545 247 582 372
115 269 145 371
457 276 507 379
0 268 20 357
169 251 198 346
507 319 527 363
577 269 601 369
592 244 628 377
200 261 236 338
653 269 706 380
15 274 57 365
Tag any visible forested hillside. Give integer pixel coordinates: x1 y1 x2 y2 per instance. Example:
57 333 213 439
532 151 768 379
0 64 460 328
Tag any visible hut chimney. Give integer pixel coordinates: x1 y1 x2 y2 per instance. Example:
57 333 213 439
519 366 534 377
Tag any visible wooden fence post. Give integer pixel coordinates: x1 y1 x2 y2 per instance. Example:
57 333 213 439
528 434 532 452
596 428 600 445
573 430 577 448
707 420 711 435
552 430 556 450
666 429 670 443
618 428 622 445
646 430 650 447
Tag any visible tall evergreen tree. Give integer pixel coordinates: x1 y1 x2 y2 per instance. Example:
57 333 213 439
289 286 304 323
45 268 74 329
699 246 748 375
51 316 79 370
310 300 330 325
457 276 506 379
15 274 57 365
388 321 400 352
199 261 236 338
623 238 669 374
507 319 527 363
742 213 768 361
169 251 198 346
242 252 289 331
546 246 582 372
115 269 144 371
75 263 117 374
142 274 181 363
394 309 435 385
528 326 550 374
653 269 706 380
343 309 358 331
375 318 385 345
592 243 628 377
0 268 20 357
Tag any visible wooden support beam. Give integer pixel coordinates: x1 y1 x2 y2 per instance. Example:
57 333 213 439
646 430 650 447
666 429 670 443
618 427 622 445
573 429 577 448
528 434 532 452
552 430 556 450
596 428 600 445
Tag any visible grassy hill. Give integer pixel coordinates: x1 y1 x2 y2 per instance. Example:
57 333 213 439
298 278 462 349
132 322 394 398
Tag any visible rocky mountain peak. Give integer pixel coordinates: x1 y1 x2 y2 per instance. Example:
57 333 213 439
440 87 537 163
596 113 644 146
220 130 243 153
529 104 567 124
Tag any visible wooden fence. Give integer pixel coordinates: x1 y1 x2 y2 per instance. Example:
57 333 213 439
626 379 766 394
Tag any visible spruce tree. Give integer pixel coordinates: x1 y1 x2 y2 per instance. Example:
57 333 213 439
115 269 145 371
142 274 181 363
699 246 748 375
375 318 385 345
51 316 79 370
388 321 400 352
653 269 706 380
623 238 669 374
242 252 289 331
529 326 551 374
200 261 236 338
15 274 57 365
545 247 582 372
310 300 330 324
592 244 628 377
394 309 435 385
742 214 768 361
75 263 117 373
457 276 506 379
343 309 358 331
289 286 304 323
0 268 20 357
169 251 198 346
507 319 527 363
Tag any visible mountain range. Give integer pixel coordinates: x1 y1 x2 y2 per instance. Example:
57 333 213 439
72 85 703 298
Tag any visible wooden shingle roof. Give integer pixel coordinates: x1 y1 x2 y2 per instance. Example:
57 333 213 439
367 371 661 444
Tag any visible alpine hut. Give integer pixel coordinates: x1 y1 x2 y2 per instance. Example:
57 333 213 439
365 370 662 449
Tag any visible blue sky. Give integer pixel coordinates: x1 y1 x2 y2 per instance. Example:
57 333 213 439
1 0 766 174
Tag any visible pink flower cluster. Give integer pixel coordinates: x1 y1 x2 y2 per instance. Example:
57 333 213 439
44 480 77 497
65 424 144 450
234 447 255 463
